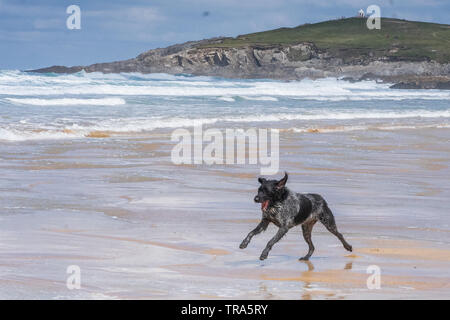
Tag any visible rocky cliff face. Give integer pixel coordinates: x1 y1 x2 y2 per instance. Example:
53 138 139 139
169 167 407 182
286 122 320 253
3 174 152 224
30 38 450 89
131 42 325 79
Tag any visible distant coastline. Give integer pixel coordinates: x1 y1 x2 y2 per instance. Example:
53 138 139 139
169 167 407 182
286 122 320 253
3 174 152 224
29 18 450 89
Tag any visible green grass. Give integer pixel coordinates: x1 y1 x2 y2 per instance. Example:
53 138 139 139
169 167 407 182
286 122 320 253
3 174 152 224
199 18 450 63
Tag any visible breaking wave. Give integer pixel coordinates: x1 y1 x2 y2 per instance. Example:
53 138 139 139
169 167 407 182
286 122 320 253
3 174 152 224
5 97 126 106
0 70 449 101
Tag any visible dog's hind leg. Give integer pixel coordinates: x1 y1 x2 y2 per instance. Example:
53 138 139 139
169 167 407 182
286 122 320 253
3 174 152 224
319 206 352 252
259 227 288 260
299 219 317 260
239 219 269 249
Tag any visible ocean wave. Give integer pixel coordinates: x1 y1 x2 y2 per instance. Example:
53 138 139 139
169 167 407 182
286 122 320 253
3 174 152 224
74 110 450 132
2 121 449 142
0 117 219 141
223 110 450 122
0 127 82 141
2 84 448 101
218 96 235 102
1 71 449 101
0 83 339 97
5 97 126 106
240 96 279 101
289 123 450 134
218 96 278 102
1 110 449 141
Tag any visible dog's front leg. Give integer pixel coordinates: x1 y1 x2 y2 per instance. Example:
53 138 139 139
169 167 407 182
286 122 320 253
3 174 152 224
239 219 269 249
260 227 288 260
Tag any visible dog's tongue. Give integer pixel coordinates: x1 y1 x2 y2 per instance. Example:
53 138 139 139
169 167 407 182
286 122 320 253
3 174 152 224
261 200 270 211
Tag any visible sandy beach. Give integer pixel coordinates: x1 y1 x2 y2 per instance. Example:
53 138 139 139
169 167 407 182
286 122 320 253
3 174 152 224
1 124 449 299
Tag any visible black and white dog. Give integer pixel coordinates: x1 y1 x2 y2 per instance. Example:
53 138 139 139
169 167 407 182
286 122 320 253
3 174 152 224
239 172 352 260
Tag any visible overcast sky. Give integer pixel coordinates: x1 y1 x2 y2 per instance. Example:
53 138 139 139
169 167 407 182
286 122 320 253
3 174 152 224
0 0 449 70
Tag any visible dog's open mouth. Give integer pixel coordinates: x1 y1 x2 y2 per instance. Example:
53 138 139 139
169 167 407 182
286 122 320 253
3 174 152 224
261 200 270 211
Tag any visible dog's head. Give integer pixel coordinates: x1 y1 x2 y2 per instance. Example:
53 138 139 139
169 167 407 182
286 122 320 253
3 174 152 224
254 172 288 211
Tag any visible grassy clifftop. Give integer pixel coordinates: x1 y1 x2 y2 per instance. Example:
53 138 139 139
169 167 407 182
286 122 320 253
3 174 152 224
201 18 450 63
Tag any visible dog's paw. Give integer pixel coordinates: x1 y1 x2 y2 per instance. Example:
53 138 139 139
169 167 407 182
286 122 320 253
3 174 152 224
299 256 310 261
259 253 268 261
239 241 248 249
345 244 353 252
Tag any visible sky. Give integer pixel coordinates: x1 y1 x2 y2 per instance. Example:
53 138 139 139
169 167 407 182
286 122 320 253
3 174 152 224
0 0 449 70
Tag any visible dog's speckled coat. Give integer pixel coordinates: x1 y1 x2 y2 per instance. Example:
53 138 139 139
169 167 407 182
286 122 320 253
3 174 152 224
239 173 352 260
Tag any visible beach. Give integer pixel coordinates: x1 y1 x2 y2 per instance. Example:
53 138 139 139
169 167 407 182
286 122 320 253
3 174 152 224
0 71 449 299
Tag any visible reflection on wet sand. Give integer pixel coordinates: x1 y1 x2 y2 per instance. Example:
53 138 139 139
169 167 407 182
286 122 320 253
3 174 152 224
299 260 352 300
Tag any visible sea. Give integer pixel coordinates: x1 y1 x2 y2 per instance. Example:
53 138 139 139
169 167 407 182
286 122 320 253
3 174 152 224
0 70 449 141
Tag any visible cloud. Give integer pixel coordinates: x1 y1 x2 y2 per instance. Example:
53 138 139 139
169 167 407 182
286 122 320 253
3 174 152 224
82 5 166 41
85 6 165 23
0 1 58 16
33 18 63 30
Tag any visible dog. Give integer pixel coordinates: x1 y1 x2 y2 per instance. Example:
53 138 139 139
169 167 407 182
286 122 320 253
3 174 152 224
239 172 352 260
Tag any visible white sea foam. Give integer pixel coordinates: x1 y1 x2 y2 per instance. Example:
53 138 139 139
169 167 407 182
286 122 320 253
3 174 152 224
240 96 279 101
290 123 450 134
81 117 220 132
219 96 278 102
5 97 126 106
218 96 235 102
1 71 449 101
69 110 450 133
1 110 449 142
0 127 81 141
223 110 450 122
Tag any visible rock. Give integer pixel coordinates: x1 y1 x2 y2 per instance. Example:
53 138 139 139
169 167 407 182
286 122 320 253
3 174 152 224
436 81 450 89
27 65 84 73
389 78 450 90
390 82 422 89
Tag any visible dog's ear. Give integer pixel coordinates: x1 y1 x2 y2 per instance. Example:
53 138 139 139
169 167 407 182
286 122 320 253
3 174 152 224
258 177 266 184
276 172 288 189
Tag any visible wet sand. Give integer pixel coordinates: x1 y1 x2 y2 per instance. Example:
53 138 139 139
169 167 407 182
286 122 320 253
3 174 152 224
0 127 449 299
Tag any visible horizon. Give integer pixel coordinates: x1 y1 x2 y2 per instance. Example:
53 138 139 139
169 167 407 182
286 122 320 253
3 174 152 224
1 0 449 70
